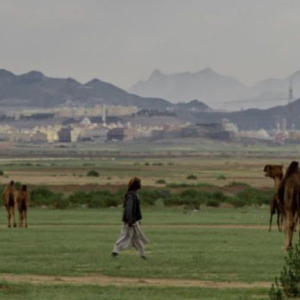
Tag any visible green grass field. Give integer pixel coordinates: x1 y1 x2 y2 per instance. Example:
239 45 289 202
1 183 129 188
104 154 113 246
0 153 296 299
0 207 287 300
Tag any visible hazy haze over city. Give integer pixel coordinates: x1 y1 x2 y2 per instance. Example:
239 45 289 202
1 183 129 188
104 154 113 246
1 0 300 90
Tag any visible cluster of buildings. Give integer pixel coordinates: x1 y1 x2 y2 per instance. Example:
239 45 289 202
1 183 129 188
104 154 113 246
1 102 300 145
0 118 166 143
7 104 139 119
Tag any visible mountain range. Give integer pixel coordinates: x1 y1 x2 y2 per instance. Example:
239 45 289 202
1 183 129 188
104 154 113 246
130 68 300 110
0 69 171 110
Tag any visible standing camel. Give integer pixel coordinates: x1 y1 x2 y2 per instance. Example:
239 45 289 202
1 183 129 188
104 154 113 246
264 164 284 231
277 161 300 250
2 181 17 228
16 185 30 228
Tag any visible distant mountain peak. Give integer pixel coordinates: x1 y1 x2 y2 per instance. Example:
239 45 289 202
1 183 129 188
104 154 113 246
18 70 45 84
197 67 217 76
290 69 300 79
150 69 164 78
22 70 44 78
85 78 105 87
0 69 15 78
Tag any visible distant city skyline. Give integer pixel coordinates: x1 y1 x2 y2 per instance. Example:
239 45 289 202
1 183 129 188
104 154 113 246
1 0 300 89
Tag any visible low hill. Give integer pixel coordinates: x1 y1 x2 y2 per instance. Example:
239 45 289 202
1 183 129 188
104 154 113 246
0 69 171 110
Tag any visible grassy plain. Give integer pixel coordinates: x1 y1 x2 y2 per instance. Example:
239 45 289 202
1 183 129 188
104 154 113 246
0 208 286 300
0 155 295 188
0 151 295 299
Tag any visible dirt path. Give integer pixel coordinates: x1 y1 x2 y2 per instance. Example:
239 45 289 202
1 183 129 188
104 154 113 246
0 273 271 289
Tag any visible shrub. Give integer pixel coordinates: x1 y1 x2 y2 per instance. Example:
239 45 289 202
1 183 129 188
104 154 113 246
177 189 205 209
217 174 226 180
30 187 64 208
167 183 192 188
167 182 215 188
206 199 220 207
15 181 21 190
186 174 197 180
68 191 90 207
53 198 69 209
225 181 250 188
138 189 172 206
144 162 150 166
269 244 300 299
227 196 245 208
155 179 166 184
87 170 99 177
236 188 272 206
211 191 227 202
0 170 4 176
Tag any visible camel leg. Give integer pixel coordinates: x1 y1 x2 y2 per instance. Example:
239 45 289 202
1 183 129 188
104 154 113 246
12 208 17 228
280 213 284 232
276 212 280 232
269 213 273 232
19 211 22 228
284 211 290 249
7 209 11 228
23 210 27 228
284 211 296 250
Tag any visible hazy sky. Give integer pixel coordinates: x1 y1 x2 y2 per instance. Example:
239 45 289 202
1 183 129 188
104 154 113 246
1 0 300 89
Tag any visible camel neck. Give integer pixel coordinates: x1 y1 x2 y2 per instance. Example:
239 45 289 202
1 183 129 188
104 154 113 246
274 177 281 190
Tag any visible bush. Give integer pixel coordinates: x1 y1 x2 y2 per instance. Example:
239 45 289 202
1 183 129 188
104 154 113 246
153 162 163 166
0 170 4 176
87 170 99 177
155 179 166 184
139 189 171 206
236 188 272 206
167 183 192 188
144 162 150 166
53 198 69 209
227 196 245 208
15 181 21 190
269 244 300 299
206 199 220 207
186 174 197 180
86 191 120 208
225 181 250 188
217 174 226 180
30 187 64 208
211 191 227 202
167 182 215 188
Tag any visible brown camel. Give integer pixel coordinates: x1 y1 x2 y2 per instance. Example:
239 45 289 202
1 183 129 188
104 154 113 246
264 164 284 231
2 181 17 228
277 161 300 250
16 185 30 228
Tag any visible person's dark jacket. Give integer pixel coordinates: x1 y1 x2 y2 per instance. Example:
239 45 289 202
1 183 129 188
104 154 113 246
122 191 142 224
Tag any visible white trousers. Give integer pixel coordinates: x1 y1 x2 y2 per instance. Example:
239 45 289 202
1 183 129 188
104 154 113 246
113 223 148 256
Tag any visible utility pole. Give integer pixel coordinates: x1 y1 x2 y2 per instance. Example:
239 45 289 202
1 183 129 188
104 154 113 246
289 78 294 105
288 78 294 129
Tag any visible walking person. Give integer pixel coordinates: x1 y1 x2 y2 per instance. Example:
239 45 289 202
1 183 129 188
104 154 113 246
112 177 148 259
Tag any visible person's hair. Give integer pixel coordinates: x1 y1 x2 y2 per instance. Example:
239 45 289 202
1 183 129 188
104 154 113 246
127 177 141 192
10 180 14 186
22 185 27 192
